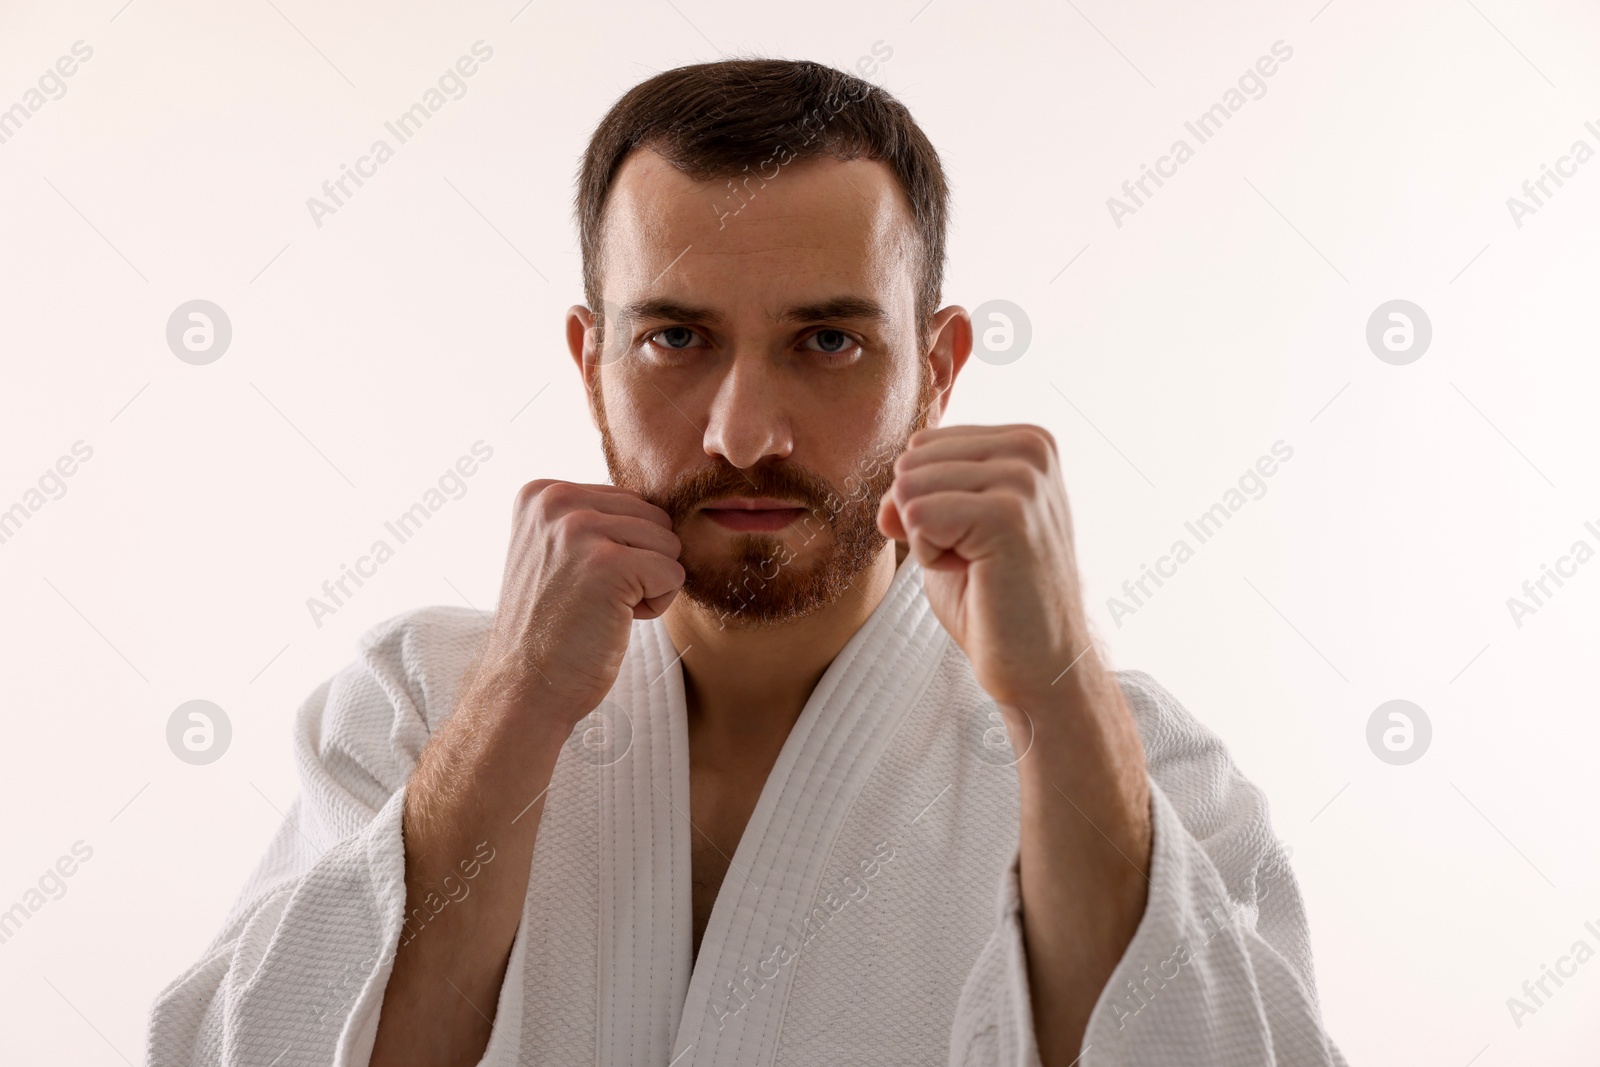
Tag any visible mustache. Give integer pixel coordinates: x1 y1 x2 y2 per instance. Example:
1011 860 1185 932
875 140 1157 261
644 460 841 530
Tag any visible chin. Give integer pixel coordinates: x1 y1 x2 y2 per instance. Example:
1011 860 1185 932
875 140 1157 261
678 531 878 628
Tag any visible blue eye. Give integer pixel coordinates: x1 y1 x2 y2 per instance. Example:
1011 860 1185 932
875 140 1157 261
649 326 703 350
803 329 861 360
642 326 861 361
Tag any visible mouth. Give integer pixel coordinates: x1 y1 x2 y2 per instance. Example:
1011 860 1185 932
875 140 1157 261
698 496 811 533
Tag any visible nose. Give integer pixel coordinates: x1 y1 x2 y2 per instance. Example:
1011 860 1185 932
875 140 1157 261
701 353 794 470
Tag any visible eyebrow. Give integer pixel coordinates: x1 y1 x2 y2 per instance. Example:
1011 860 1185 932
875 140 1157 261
619 296 889 329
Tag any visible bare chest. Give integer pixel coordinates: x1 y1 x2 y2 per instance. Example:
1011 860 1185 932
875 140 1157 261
687 765 769 963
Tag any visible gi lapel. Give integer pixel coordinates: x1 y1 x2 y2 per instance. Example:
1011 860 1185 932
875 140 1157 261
664 555 949 1066
512 600 698 1066
593 610 697 1066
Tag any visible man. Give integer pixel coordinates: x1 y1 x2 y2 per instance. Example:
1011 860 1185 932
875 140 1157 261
145 59 1345 1066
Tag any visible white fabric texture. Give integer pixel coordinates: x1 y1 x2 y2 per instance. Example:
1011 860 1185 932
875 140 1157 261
144 555 1345 1066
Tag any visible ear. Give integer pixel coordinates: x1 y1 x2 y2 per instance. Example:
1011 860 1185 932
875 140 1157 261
566 304 600 428
924 304 973 424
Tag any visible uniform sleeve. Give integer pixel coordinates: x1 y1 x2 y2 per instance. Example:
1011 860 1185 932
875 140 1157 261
948 670 1347 1067
141 606 496 1067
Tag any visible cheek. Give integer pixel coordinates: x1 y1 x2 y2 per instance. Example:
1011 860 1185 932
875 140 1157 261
839 375 918 451
813 417 907 503
605 374 686 451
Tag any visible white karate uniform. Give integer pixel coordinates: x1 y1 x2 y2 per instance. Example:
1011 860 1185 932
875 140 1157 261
144 556 1347 1066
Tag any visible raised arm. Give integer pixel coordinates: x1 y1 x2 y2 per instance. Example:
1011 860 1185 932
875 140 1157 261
144 479 684 1067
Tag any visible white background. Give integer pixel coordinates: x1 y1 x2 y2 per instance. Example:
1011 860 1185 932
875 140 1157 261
2 0 1598 1063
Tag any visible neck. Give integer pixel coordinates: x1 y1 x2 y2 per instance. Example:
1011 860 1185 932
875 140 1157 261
663 540 908 750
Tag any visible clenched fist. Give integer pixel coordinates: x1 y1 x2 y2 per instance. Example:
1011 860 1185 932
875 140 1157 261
876 424 1090 710
381 479 684 1065
471 479 685 728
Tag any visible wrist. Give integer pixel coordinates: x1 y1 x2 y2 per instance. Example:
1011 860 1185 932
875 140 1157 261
1004 671 1149 830
997 643 1118 733
462 652 596 737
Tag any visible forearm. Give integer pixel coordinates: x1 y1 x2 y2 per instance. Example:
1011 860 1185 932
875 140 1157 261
369 680 572 1067
1009 659 1152 1065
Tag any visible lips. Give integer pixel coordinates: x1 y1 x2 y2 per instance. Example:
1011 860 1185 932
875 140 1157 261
698 497 810 533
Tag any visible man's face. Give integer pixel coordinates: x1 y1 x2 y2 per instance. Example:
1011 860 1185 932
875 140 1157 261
568 148 960 628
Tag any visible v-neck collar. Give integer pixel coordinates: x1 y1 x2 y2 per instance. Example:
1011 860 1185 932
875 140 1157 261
592 552 950 1066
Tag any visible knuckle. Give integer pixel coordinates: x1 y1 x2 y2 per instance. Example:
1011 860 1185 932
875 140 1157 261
544 513 583 558
1005 459 1040 495
517 478 577 517
900 496 928 528
589 538 628 569
1010 429 1050 467
514 479 554 511
998 494 1028 527
561 507 601 539
890 464 920 495
539 481 581 512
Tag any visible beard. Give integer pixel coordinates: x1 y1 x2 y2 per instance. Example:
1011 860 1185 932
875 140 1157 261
593 365 935 628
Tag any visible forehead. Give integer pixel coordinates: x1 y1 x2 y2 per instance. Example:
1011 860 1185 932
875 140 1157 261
599 147 919 310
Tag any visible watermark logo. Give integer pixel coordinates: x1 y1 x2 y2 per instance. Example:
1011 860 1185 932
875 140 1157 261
1106 894 1257 1031
167 699 232 765
306 440 495 629
566 700 632 766
1365 300 1431 365
1107 40 1295 229
706 40 893 233
708 839 896 1030
589 296 630 367
1365 699 1430 765
0 40 95 148
1505 519 1600 629
0 840 94 948
1107 440 1294 627
966 698 1034 766
708 438 903 631
969 299 1032 366
1505 917 1600 1029
399 839 496 947
166 300 232 365
0 440 94 549
306 41 495 229
1505 119 1600 229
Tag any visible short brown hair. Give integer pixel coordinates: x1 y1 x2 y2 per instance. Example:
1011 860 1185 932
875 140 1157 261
574 57 950 347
